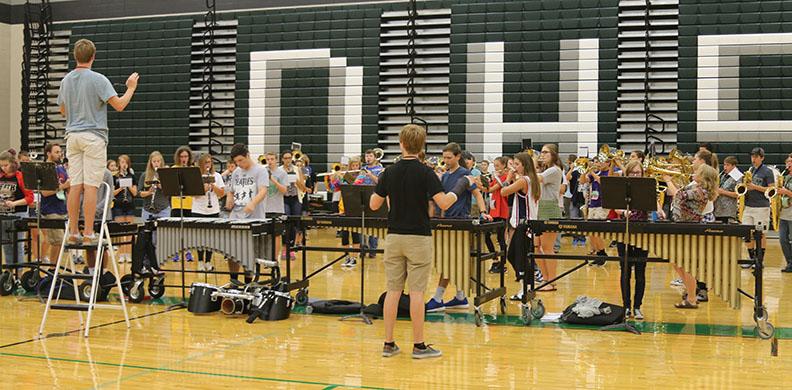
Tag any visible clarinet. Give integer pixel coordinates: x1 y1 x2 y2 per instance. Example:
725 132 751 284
206 167 213 210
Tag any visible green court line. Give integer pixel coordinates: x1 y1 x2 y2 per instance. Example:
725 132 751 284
14 291 786 339
0 351 392 390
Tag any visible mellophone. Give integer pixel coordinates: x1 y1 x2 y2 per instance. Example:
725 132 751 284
288 215 507 317
155 217 283 272
523 219 774 338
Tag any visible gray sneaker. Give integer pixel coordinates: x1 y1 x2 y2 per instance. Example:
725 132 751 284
382 343 400 358
412 345 442 359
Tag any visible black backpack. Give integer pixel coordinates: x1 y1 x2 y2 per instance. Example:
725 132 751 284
362 292 411 318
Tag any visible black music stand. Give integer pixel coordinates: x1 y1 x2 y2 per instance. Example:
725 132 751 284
339 185 385 325
600 176 656 335
20 162 59 280
158 167 205 308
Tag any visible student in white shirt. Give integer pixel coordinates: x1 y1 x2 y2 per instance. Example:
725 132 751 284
191 153 225 271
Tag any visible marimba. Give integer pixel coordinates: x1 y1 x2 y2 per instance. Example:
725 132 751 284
523 219 774 339
289 215 506 324
155 217 282 272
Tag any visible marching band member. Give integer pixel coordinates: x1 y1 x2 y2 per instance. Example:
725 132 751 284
741 147 774 268
358 149 385 258
664 164 719 309
281 150 307 261
501 152 540 300
484 156 510 274
0 151 34 265
111 154 137 263
536 144 564 291
613 160 650 320
192 154 225 272
714 156 740 224
170 146 195 262
426 143 491 312
226 143 269 283
779 154 792 273
579 156 611 265
339 156 363 268
40 143 70 266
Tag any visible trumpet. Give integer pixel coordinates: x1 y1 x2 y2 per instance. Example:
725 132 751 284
573 157 590 174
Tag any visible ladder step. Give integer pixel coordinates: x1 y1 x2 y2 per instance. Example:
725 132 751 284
58 273 92 280
50 303 89 311
64 242 102 250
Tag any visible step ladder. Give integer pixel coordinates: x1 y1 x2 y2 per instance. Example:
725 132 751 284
39 182 130 338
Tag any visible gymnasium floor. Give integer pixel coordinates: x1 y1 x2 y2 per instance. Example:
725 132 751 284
1 229 790 388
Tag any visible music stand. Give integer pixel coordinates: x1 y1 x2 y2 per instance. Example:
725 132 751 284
20 162 59 280
157 167 205 308
339 185 386 325
600 176 656 335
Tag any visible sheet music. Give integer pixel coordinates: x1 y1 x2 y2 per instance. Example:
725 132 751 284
729 168 743 182
118 178 133 188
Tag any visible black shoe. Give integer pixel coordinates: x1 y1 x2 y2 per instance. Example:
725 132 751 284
696 289 709 302
488 262 504 274
782 266 792 273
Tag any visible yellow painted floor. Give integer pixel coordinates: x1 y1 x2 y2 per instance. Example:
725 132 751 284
2 229 791 388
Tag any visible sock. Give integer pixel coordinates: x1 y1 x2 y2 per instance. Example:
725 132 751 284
748 249 755 259
384 341 396 347
88 267 95 276
597 250 607 256
433 287 445 302
230 273 239 281
414 342 426 350
244 275 253 284
455 290 465 301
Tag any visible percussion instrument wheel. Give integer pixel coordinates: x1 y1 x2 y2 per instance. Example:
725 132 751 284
148 278 165 299
756 322 775 340
119 274 134 296
474 308 483 327
0 271 14 296
295 288 309 306
520 305 531 326
304 305 314 314
128 282 145 303
78 281 100 302
20 270 40 293
530 299 545 320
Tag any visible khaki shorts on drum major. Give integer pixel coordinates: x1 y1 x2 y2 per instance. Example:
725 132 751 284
742 206 771 228
66 131 107 187
383 234 433 293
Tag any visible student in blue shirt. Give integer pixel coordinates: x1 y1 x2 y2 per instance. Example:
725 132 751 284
426 143 492 312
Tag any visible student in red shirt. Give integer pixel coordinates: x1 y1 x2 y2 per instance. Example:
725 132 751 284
484 156 510 273
0 151 34 264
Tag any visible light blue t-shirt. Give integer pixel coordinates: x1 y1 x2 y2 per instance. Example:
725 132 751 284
57 69 118 143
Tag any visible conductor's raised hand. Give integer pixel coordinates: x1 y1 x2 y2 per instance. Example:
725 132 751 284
126 72 140 90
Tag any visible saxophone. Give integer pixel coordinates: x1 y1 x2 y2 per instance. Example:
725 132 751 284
770 174 782 231
735 169 753 221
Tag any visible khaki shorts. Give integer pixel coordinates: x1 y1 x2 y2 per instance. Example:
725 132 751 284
66 131 107 187
42 213 66 245
588 206 610 220
383 234 433 293
742 206 771 228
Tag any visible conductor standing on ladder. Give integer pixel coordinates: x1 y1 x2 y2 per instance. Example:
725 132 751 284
57 39 138 244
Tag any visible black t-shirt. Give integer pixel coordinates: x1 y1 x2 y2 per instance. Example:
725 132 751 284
375 158 444 236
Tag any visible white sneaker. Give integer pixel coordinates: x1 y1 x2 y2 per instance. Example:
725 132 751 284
670 278 683 287
197 262 205 271
633 308 644 320
204 262 214 271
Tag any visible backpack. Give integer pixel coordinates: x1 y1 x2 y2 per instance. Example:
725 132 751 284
362 292 412 318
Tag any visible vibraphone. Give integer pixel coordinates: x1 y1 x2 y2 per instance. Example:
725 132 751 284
289 215 506 324
155 217 282 272
522 219 774 339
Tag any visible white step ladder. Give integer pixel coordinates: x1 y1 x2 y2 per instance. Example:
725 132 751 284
39 182 130 338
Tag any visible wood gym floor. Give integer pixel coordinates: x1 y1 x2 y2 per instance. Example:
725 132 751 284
1 229 790 389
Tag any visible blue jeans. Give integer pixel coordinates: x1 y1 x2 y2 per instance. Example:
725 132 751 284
780 219 792 268
2 212 27 265
284 196 302 247
142 207 171 247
